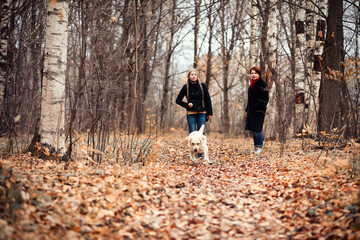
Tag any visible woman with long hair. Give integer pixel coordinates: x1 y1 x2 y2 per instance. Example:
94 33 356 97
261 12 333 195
176 69 213 133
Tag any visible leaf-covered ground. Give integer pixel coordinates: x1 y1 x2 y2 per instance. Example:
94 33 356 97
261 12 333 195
1 135 360 239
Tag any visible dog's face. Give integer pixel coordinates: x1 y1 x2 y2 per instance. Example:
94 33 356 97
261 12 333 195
189 136 202 152
186 131 206 153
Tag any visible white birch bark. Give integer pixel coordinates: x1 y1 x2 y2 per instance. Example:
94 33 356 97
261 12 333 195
40 0 69 154
314 0 327 56
267 0 277 61
249 1 258 68
304 0 316 130
0 0 12 106
264 0 277 138
309 0 327 131
295 2 306 91
295 1 306 132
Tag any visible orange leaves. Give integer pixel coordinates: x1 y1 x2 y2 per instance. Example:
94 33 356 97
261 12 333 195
318 30 324 39
0 136 359 239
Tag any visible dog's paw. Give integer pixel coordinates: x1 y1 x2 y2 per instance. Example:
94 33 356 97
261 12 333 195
205 158 213 165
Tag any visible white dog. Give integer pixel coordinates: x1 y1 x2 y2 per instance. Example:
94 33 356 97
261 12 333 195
185 124 213 164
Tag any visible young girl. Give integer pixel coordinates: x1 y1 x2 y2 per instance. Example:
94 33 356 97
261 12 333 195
176 69 213 133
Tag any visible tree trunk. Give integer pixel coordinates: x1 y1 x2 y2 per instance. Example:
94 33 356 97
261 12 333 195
304 0 316 130
118 0 131 132
249 2 258 68
160 0 176 130
205 0 214 88
136 1 150 133
30 1 44 133
0 0 12 104
0 0 12 134
294 1 306 134
318 0 348 133
39 0 69 156
308 0 327 132
193 0 201 69
219 0 244 135
278 1 297 136
353 0 360 137
265 0 278 140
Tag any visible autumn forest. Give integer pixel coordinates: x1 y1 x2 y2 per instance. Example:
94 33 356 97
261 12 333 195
0 0 360 239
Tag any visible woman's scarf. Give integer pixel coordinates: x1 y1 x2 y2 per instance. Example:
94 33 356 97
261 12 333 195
250 77 260 89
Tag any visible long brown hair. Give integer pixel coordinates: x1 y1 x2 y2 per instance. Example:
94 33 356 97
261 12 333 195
186 69 204 108
187 69 199 79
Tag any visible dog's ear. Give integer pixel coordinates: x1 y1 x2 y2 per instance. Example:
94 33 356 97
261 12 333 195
185 136 189 142
201 135 206 142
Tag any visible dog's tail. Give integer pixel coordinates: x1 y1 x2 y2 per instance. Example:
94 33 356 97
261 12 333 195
199 124 205 135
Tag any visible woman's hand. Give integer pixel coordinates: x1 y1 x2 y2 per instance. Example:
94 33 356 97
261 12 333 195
207 115 212 120
188 103 193 108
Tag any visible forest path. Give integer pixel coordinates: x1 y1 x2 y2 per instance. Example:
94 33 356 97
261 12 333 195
0 136 359 239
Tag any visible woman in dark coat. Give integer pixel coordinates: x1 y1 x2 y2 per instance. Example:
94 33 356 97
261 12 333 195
245 66 269 154
176 69 213 133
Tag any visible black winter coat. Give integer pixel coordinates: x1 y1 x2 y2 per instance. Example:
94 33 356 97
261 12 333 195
176 80 213 116
245 77 269 132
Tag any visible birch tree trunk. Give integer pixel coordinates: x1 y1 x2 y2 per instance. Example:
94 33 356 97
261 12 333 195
249 1 258 69
304 0 316 130
267 0 276 72
294 2 306 133
309 0 327 132
39 0 69 155
264 0 277 139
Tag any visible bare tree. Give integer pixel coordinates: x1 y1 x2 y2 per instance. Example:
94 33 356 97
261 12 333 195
318 0 348 134
193 0 202 69
204 0 217 88
0 0 13 135
277 0 299 136
217 0 246 135
249 1 258 69
0 0 12 108
160 0 177 130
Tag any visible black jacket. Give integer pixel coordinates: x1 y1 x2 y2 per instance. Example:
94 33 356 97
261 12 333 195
245 77 269 132
176 80 213 116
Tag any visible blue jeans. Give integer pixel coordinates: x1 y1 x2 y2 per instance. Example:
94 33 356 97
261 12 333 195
187 114 206 133
253 131 263 147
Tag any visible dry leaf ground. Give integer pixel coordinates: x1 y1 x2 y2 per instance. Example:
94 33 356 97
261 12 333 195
0 134 359 239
